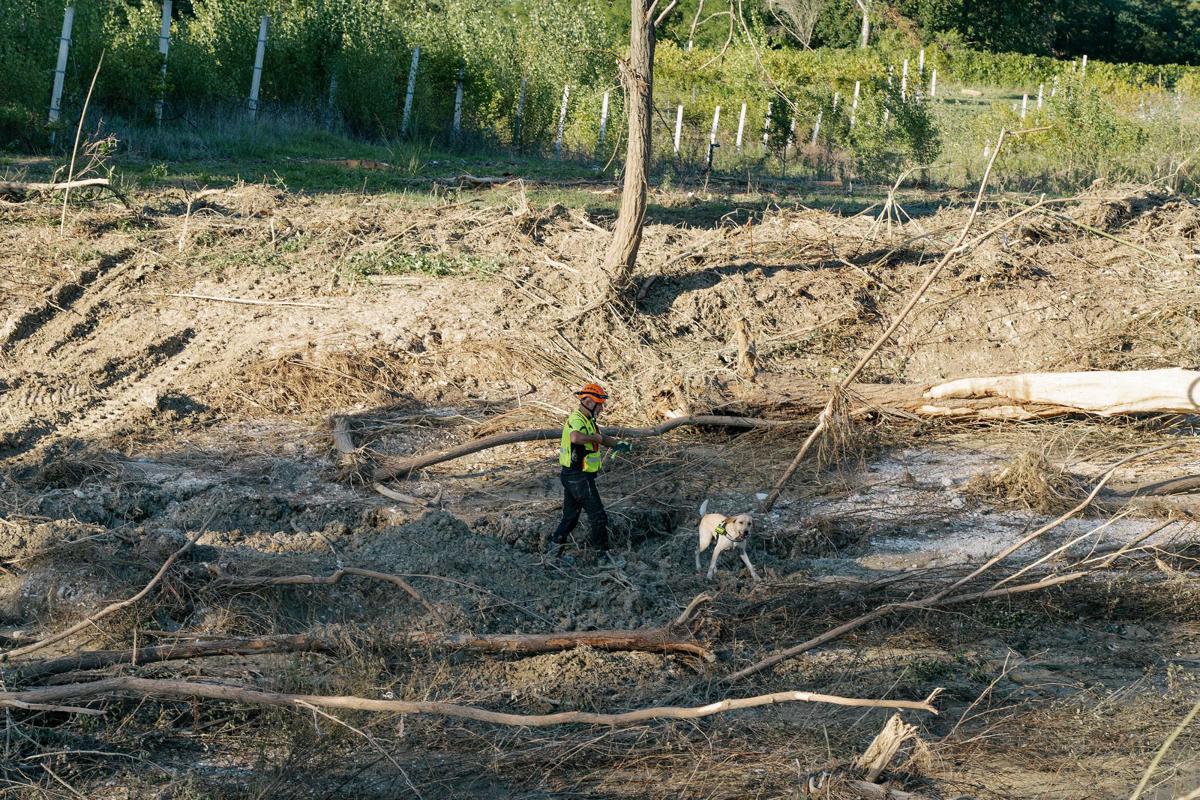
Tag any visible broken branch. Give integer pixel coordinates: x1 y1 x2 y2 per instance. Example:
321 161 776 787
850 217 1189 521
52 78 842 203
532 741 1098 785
165 293 337 309
8 634 336 682
207 564 447 627
3 530 203 660
0 678 940 725
0 178 124 202
8 624 713 683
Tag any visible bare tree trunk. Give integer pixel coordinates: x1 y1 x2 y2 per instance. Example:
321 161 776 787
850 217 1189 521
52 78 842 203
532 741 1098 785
687 0 705 49
602 0 658 302
857 0 870 48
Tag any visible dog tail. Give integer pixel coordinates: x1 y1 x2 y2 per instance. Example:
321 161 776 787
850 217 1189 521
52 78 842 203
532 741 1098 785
698 499 709 516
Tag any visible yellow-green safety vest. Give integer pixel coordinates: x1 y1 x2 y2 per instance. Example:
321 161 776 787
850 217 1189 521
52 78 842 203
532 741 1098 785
560 409 602 472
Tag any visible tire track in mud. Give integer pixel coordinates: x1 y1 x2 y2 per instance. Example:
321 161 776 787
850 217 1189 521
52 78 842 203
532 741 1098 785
4 323 233 464
2 255 244 465
0 249 133 356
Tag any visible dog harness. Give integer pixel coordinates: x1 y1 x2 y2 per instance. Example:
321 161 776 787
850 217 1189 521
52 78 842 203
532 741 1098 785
714 517 745 542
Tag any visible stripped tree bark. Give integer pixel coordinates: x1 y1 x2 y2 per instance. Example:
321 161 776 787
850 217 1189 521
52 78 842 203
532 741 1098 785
0 678 941 725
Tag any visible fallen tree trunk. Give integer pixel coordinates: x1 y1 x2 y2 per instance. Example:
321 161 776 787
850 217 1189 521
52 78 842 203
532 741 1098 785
372 414 794 480
9 595 715 683
728 369 1200 421
0 677 940 725
925 368 1200 416
8 625 713 682
9 634 336 682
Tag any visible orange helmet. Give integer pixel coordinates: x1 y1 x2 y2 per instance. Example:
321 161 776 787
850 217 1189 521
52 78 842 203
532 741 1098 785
576 382 608 404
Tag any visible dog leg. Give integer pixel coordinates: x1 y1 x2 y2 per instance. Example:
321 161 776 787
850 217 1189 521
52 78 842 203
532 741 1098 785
706 539 727 581
696 529 712 572
740 548 760 582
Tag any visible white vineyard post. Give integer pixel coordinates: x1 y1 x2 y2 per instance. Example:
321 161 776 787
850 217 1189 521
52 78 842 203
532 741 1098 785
676 102 686 154
452 67 466 142
553 83 569 158
48 4 76 139
735 101 747 151
400 47 420 136
247 15 269 119
597 89 610 150
154 1 173 126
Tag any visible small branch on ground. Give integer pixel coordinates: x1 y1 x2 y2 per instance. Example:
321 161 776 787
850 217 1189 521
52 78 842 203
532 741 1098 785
3 529 203 660
0 678 940 726
165 293 337 309
206 563 447 627
0 178 126 205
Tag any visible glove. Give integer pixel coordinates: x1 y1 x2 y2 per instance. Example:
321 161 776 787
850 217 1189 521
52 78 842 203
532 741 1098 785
613 440 633 454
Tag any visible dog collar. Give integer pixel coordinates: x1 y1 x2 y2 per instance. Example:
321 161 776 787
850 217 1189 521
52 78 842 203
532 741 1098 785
715 517 744 541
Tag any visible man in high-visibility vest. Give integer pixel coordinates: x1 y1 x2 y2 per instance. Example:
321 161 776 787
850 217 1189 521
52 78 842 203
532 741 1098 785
548 382 631 558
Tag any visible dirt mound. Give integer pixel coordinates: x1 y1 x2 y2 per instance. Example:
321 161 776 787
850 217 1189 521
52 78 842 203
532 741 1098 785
470 646 678 712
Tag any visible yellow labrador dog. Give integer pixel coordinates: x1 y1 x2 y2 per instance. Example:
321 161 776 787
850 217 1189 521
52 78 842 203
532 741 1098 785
695 499 759 582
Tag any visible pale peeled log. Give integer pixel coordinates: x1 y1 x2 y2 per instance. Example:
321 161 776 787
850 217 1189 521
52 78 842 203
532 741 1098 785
924 368 1200 415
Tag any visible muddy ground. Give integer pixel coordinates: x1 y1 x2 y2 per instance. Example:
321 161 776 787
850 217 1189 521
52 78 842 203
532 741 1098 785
1 171 1199 798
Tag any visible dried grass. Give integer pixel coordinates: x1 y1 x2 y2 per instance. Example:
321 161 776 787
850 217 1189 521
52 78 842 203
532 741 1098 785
961 450 1088 514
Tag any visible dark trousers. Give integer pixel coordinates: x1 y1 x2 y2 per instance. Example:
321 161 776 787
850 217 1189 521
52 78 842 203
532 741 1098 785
550 469 608 552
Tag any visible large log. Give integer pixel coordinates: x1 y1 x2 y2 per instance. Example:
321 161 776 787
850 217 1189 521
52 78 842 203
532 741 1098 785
925 368 1200 416
724 369 1200 421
